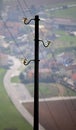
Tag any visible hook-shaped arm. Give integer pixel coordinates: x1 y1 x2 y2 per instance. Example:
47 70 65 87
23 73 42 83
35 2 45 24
21 58 34 65
39 40 52 47
23 17 34 24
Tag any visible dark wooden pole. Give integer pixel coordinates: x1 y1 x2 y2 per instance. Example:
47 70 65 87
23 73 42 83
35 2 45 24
34 15 39 130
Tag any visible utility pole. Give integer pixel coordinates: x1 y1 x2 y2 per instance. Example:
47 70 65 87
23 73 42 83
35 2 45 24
23 15 40 130
23 15 51 130
34 15 39 130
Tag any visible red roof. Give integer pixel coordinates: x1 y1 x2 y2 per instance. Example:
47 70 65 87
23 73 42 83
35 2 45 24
72 73 76 80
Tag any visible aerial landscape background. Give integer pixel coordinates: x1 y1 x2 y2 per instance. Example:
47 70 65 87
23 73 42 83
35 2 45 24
0 0 76 130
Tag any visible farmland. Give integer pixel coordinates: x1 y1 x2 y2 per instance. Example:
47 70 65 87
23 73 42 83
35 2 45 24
48 6 76 19
25 83 76 98
23 98 76 130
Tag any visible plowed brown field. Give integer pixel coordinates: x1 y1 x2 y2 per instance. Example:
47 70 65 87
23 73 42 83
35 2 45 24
23 99 76 130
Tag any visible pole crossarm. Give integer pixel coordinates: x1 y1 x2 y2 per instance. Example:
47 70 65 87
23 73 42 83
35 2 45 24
22 58 35 65
23 17 35 24
39 39 52 47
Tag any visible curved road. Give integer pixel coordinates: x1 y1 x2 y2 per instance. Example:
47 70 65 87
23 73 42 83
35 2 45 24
3 56 45 130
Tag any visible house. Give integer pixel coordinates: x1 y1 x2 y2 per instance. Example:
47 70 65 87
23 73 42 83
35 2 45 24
72 73 76 81
54 18 76 31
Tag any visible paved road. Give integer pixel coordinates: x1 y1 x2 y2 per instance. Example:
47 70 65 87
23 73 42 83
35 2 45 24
20 96 76 104
3 56 45 130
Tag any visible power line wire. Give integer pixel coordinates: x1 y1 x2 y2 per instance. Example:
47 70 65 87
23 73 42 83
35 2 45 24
17 0 26 17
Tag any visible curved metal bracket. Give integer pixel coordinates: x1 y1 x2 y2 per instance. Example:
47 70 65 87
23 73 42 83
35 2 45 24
21 58 34 65
39 40 52 47
23 17 34 24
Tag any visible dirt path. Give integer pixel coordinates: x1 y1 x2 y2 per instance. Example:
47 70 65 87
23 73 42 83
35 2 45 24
56 84 65 96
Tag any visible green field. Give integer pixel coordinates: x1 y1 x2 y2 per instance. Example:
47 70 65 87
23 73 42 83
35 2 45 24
47 29 76 56
47 1 76 8
11 76 20 83
54 31 76 52
53 7 76 19
25 83 59 98
10 73 76 98
55 30 76 45
25 83 76 98
48 4 76 19
0 68 32 130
